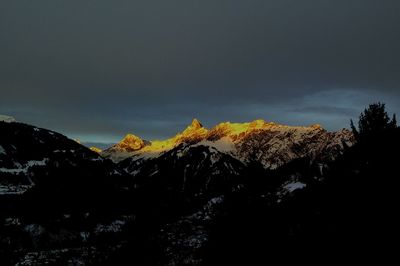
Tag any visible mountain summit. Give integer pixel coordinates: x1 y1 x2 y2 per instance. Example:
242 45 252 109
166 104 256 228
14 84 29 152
188 118 203 130
119 134 146 151
175 118 209 144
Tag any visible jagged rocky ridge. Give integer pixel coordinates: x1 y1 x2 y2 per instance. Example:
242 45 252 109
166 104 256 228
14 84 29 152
103 119 354 170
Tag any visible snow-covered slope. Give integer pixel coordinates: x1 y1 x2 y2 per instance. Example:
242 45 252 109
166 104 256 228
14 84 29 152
103 119 354 170
120 144 246 197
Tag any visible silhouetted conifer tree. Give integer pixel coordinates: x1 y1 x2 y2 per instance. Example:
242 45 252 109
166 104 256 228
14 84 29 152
351 102 397 141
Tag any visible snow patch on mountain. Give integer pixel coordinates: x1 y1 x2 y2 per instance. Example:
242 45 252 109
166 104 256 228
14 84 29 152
284 182 307 193
94 215 134 234
0 184 34 195
0 145 6 155
0 158 48 174
193 137 236 154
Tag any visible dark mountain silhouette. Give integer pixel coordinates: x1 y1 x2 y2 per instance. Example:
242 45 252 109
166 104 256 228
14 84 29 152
0 121 133 265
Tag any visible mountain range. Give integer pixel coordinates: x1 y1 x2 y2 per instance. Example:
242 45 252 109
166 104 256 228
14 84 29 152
1 116 397 265
102 118 353 169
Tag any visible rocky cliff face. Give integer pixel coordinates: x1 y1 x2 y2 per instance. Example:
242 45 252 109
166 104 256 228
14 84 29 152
103 119 354 171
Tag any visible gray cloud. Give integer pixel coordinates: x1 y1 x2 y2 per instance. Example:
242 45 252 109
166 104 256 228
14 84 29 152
1 0 400 142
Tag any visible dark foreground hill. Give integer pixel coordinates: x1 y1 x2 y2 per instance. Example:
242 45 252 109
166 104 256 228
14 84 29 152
197 128 400 264
0 121 133 264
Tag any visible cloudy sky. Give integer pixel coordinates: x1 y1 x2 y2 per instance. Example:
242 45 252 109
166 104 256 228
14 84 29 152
1 0 399 145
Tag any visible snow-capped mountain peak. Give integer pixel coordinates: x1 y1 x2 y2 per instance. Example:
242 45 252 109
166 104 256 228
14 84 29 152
101 119 354 170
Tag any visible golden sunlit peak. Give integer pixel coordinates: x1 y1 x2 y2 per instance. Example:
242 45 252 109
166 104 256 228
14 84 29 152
177 118 208 142
187 118 203 130
118 133 146 151
121 133 143 142
130 119 209 154
179 118 208 137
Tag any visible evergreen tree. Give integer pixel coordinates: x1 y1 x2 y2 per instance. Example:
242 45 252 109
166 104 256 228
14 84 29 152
351 102 397 140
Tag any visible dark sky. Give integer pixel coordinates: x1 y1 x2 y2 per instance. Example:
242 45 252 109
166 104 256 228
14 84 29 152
1 0 400 144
